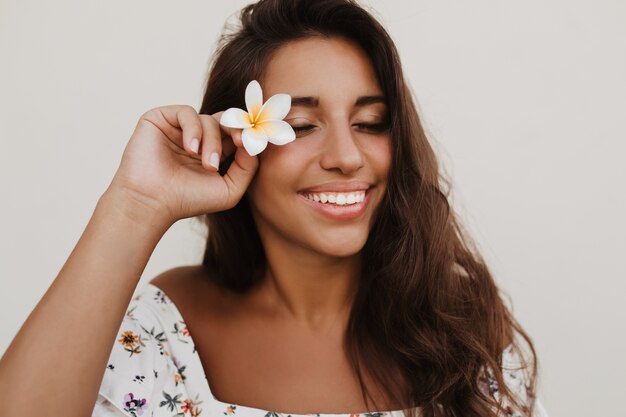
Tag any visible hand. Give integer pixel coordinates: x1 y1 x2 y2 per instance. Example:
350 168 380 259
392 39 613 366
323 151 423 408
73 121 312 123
107 105 258 225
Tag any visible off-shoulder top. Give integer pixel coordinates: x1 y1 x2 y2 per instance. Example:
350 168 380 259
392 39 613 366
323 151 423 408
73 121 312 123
92 283 549 417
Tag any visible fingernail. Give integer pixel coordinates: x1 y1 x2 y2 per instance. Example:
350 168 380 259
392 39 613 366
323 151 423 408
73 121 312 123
190 138 200 154
209 152 220 169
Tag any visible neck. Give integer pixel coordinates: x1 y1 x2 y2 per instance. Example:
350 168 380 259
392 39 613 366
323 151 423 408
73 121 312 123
252 229 361 332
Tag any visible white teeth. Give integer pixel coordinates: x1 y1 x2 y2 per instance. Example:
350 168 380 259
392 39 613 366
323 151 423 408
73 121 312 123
302 191 367 205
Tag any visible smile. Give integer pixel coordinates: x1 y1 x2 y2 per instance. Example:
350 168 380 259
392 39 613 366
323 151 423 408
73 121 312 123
302 190 366 205
297 188 373 220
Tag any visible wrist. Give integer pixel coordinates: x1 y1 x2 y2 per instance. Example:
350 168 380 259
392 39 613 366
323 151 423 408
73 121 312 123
97 185 174 237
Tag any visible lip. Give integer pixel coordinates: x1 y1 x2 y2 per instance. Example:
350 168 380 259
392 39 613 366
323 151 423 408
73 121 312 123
299 180 372 193
297 187 373 220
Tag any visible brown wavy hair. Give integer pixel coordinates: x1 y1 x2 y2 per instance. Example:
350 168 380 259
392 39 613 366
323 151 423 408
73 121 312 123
196 1 539 416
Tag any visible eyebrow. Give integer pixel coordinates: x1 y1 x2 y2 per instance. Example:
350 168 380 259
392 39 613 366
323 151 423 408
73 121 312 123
290 95 386 108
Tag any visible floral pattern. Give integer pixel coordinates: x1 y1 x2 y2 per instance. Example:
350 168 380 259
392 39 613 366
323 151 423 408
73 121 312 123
92 284 548 417
117 330 147 357
123 393 148 417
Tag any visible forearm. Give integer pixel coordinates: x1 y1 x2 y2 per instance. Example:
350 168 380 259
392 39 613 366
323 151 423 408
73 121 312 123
0 187 172 417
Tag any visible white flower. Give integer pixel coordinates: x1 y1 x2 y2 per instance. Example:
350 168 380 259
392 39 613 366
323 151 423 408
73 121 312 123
219 80 296 156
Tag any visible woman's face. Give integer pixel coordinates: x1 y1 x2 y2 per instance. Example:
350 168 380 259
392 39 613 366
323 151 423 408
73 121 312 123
246 36 392 257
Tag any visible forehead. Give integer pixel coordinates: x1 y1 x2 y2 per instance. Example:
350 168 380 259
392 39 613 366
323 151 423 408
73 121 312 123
259 36 384 104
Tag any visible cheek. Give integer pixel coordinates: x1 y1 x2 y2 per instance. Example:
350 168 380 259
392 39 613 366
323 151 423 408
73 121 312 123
363 135 392 176
250 142 310 196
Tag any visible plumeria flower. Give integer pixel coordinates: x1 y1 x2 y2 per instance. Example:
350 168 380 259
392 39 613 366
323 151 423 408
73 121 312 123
219 80 296 156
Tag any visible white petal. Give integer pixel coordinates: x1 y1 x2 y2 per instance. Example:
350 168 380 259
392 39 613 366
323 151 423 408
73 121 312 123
258 120 296 145
241 126 269 156
220 107 252 129
257 93 291 123
245 80 263 120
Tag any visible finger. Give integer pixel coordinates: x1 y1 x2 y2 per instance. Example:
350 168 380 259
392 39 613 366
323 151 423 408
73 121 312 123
222 145 259 206
197 114 223 172
147 105 203 157
211 111 244 150
220 134 236 163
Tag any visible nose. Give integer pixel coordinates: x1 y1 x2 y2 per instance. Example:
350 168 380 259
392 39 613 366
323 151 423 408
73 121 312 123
319 120 365 174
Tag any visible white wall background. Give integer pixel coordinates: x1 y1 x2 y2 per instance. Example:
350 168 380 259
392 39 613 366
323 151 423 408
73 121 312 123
1 1 624 415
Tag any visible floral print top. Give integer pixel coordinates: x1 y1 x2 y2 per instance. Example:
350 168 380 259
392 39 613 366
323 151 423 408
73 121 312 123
92 283 548 417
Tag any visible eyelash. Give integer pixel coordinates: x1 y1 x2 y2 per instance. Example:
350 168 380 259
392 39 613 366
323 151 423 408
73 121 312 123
291 123 389 135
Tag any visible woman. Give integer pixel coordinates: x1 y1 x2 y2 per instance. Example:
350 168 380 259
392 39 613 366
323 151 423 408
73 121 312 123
0 1 548 416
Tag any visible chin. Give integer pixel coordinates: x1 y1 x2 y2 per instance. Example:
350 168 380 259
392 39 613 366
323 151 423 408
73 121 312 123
312 233 369 258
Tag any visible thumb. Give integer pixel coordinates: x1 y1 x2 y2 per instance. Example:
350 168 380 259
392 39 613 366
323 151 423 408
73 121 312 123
222 144 259 202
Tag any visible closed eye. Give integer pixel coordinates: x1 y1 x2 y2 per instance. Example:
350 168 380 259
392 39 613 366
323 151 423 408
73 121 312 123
291 123 389 135
291 125 316 134
355 123 389 133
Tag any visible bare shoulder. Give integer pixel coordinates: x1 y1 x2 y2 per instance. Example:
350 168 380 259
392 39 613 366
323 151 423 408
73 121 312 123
148 265 224 311
149 264 204 291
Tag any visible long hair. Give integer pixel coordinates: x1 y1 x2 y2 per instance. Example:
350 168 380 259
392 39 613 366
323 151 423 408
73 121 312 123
196 1 539 416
